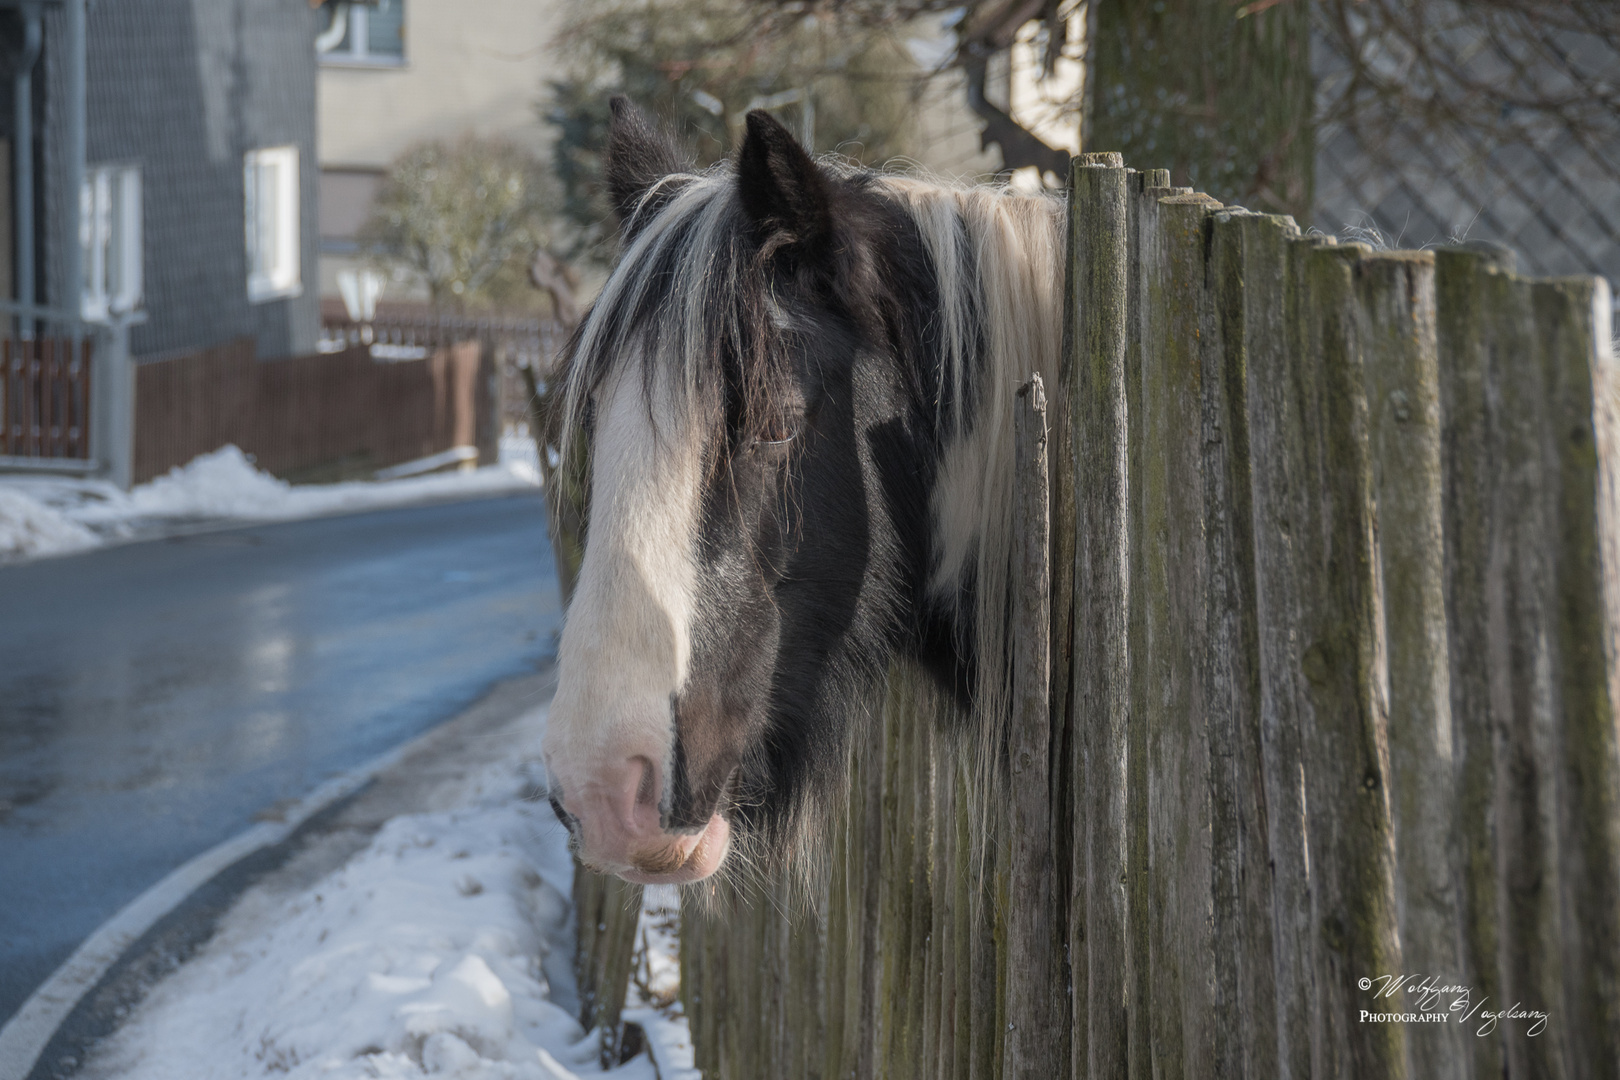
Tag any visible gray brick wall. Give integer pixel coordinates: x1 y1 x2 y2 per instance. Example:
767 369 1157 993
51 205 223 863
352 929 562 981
34 0 319 359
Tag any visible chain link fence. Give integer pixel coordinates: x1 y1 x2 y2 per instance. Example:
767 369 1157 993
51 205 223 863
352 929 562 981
1311 3 1620 335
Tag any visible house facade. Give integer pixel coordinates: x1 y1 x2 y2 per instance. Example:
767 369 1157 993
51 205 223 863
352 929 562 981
0 0 319 360
313 0 1001 308
0 0 319 484
315 0 564 301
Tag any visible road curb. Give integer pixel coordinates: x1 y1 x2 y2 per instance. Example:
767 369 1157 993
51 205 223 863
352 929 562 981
0 713 472 1080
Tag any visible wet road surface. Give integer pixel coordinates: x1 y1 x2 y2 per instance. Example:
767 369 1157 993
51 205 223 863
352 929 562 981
0 495 561 1024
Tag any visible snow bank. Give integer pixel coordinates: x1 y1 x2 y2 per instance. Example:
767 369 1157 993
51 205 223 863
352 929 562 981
0 486 99 561
0 436 540 562
79 763 693 1080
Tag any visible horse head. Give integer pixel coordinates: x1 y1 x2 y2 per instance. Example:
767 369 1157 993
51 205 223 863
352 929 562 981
542 99 1064 884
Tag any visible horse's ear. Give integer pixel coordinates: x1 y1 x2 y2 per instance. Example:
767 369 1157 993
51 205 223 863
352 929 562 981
604 96 687 230
737 110 832 256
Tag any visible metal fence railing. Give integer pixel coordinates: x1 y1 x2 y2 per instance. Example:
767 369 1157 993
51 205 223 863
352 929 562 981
318 306 564 373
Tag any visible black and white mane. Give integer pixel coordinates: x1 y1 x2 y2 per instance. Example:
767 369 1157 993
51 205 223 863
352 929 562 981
544 105 1065 883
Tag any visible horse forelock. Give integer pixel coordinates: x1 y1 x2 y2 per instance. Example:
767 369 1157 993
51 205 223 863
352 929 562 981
559 169 801 468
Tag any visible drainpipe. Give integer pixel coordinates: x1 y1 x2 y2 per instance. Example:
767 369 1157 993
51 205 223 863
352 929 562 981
13 1 41 335
314 0 349 54
59 0 125 487
65 0 84 319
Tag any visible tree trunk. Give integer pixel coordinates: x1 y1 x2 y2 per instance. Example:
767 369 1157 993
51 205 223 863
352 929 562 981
1086 0 1314 219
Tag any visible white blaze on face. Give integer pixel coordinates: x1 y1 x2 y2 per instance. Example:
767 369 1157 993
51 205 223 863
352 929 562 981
543 359 707 864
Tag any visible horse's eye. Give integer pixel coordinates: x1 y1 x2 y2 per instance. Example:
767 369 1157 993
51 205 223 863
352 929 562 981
750 415 802 463
753 434 794 463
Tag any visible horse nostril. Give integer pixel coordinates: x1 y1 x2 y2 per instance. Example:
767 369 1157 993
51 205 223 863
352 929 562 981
631 756 661 810
548 794 575 830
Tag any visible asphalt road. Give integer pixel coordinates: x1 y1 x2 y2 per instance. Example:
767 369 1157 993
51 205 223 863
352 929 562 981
0 494 561 1025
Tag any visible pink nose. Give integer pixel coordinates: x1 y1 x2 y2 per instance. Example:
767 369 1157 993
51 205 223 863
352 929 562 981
554 756 731 884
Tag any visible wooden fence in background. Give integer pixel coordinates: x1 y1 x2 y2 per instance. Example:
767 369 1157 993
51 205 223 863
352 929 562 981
579 153 1620 1078
132 338 499 485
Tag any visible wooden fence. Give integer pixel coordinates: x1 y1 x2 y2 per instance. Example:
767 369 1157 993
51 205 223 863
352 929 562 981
132 337 499 485
1 335 93 461
576 153 1620 1078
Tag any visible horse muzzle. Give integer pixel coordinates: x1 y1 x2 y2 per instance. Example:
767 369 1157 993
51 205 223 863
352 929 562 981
547 755 731 885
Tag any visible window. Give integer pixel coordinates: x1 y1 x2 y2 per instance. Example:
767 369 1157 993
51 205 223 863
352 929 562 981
316 0 405 65
318 168 385 254
245 146 301 302
81 165 142 320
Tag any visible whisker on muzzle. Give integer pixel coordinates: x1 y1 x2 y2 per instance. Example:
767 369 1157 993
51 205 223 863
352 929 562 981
631 841 695 876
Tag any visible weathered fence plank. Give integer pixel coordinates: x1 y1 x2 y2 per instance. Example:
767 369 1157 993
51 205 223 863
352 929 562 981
1231 211 1321 1080
1204 210 1280 1078
922 742 945 1080
1356 250 1466 1076
1120 170 1156 1080
1434 245 1513 1080
1491 265 1569 1080
1536 276 1620 1076
912 713 937 1080
571 869 643 1067
1297 240 1406 1077
1071 149 1131 1080
1436 250 1620 1078
1001 374 1056 1078
1137 187 1220 1079
967 804 995 1080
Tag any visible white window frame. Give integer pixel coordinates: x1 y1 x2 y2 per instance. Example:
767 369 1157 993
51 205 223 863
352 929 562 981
244 145 302 303
316 1 406 67
81 164 142 321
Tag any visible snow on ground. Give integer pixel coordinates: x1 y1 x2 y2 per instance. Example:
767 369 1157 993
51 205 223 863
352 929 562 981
620 885 697 1077
0 435 541 563
78 719 697 1080
0 485 101 560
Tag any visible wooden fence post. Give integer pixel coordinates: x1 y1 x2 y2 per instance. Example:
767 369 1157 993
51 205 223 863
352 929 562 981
571 870 643 1067
1296 240 1405 1076
1070 149 1131 1080
1434 245 1513 1079
1536 275 1620 1075
1203 210 1279 1077
905 694 934 1080
1236 212 1320 1080
878 674 913 1078
1356 250 1466 1076
1122 169 1167 1080
1439 248 1620 1077
1002 374 1057 1078
1136 185 1221 1079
